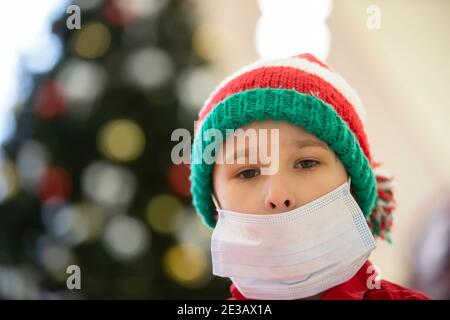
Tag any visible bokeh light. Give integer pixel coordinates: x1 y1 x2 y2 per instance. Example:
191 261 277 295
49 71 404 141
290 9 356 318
37 166 72 202
72 22 111 59
105 0 168 27
0 265 40 299
105 0 138 27
0 159 20 203
56 59 106 119
176 66 218 112
16 140 48 194
103 214 150 261
255 0 332 60
22 33 62 74
82 161 137 208
127 0 168 18
35 80 66 120
42 202 103 247
97 119 146 163
36 236 76 281
167 164 191 198
146 193 185 234
124 47 173 89
192 24 231 62
163 243 210 288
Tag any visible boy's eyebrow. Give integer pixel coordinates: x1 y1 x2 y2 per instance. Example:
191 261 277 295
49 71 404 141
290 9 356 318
223 139 330 163
293 139 330 151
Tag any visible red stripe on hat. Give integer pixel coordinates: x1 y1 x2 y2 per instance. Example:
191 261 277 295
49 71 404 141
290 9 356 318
292 53 331 70
197 66 372 162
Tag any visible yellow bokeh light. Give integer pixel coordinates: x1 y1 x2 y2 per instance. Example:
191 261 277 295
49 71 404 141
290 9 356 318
146 194 185 234
0 160 20 202
196 215 213 238
76 202 104 242
192 24 230 62
163 243 208 286
72 22 111 59
97 119 146 162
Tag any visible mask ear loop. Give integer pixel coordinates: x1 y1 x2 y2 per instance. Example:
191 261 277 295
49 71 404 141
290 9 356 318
211 193 221 211
347 176 353 197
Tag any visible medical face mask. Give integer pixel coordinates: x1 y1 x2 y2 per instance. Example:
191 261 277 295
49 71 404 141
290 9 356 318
210 178 376 300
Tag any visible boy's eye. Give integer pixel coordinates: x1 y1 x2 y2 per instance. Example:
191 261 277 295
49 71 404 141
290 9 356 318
237 168 260 179
295 159 319 169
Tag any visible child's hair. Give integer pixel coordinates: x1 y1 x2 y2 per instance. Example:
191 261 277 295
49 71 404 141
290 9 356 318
189 53 397 242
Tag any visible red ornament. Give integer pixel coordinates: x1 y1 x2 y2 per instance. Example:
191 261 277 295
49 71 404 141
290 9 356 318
167 164 191 198
38 166 72 202
104 0 138 27
35 81 66 120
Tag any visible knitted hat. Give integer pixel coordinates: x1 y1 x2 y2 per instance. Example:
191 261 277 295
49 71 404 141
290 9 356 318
189 53 396 242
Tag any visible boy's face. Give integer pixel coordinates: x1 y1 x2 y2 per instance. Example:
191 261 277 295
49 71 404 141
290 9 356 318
212 120 349 218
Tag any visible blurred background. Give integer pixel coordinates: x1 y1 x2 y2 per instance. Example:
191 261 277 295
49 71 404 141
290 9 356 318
0 0 449 299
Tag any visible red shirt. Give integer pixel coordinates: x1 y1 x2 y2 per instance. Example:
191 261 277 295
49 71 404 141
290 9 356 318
227 260 430 300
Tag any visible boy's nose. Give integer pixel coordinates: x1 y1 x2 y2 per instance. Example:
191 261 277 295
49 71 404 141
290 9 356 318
264 187 297 213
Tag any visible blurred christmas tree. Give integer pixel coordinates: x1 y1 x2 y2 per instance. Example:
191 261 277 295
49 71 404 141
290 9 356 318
0 0 227 299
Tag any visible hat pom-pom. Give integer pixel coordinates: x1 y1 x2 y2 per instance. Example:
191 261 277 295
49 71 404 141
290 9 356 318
367 161 398 243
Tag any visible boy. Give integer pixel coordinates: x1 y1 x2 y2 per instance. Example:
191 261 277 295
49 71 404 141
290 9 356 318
189 53 429 300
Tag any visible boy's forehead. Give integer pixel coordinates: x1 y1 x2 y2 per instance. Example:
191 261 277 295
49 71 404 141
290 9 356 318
216 120 331 161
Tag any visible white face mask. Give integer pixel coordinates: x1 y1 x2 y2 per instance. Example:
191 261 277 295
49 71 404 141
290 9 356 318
210 178 376 300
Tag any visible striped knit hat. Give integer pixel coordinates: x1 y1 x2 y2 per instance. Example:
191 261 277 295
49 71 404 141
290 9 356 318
189 53 396 242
